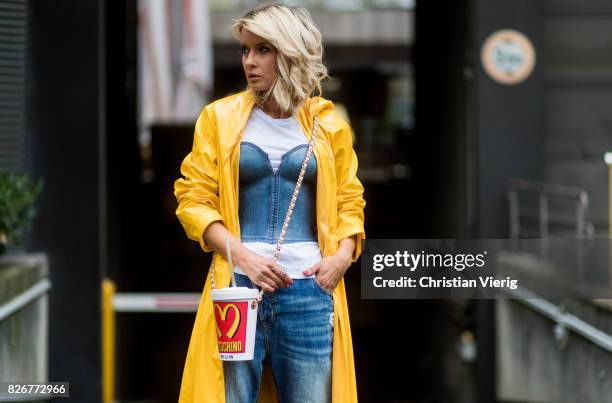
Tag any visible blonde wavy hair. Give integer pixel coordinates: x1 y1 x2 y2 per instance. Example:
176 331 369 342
233 3 329 115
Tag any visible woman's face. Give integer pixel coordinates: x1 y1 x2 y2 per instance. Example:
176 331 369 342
240 29 277 92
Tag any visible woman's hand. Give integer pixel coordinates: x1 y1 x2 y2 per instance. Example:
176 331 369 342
202 222 293 293
304 237 356 293
303 249 352 293
234 248 293 293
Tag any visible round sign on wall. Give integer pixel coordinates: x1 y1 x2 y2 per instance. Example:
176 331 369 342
481 29 536 85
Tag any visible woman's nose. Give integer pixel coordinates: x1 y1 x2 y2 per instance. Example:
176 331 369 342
244 51 256 67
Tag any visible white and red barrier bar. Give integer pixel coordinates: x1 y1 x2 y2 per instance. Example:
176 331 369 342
113 293 201 313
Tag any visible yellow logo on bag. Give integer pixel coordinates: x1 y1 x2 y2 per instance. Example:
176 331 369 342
214 303 241 339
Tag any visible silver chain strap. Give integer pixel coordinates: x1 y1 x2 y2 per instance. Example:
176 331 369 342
209 115 320 304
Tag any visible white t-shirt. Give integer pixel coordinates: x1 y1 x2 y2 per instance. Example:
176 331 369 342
233 107 322 279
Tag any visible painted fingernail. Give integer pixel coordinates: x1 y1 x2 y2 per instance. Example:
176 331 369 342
304 270 310 275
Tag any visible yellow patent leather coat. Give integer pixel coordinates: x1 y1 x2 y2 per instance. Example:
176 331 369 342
174 90 366 403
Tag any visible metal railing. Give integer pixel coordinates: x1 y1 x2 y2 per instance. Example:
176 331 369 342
503 286 612 353
508 178 594 239
504 177 612 355
0 279 51 323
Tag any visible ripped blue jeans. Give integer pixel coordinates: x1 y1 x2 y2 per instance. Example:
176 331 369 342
223 273 334 403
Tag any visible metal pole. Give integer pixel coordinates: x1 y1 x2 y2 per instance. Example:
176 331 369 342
0 279 51 323
605 152 612 290
509 190 519 239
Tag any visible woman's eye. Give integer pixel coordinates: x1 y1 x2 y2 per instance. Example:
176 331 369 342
259 46 269 53
241 47 248 55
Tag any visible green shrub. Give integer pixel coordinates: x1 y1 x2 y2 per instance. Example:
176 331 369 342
0 171 44 250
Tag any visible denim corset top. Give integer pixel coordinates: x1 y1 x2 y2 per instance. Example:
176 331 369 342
238 141 317 243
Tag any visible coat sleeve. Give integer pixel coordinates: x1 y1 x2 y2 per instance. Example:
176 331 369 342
174 105 224 253
331 116 366 262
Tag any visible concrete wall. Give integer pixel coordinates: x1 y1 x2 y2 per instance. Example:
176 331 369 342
496 296 612 402
541 0 612 233
0 254 49 383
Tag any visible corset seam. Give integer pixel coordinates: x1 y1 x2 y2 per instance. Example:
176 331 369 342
270 174 277 243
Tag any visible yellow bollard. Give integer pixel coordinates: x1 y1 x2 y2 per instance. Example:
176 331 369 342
102 278 116 403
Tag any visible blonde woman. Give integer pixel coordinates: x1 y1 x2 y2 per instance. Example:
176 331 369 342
174 4 365 402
